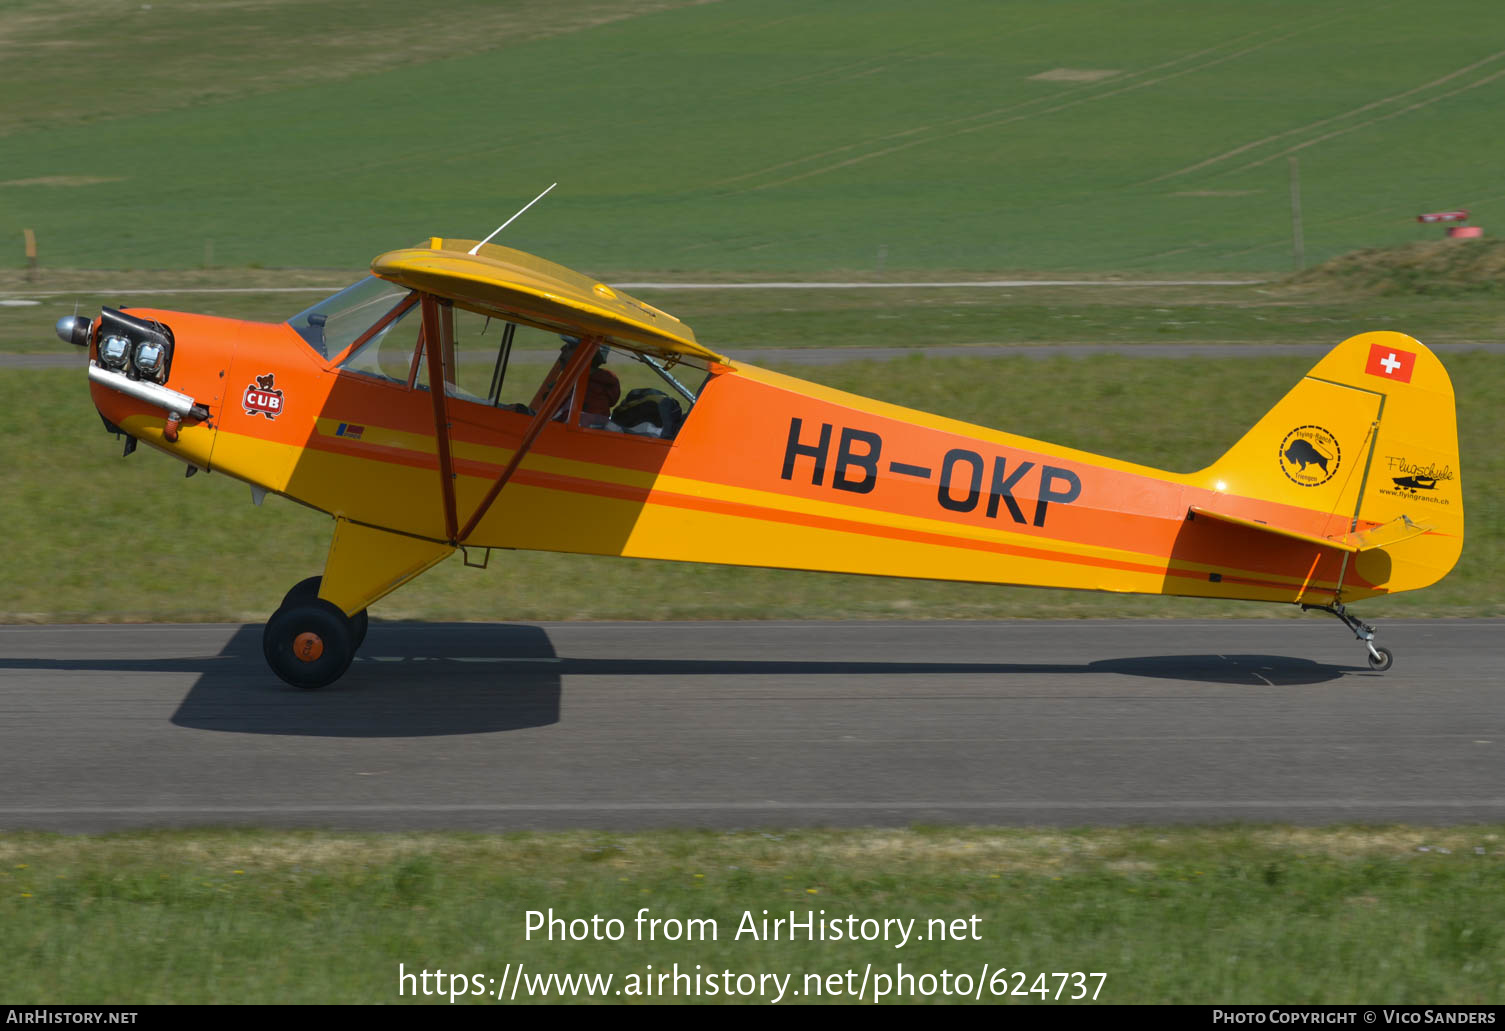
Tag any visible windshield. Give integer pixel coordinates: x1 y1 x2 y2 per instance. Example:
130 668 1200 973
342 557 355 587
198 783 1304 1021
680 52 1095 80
288 277 408 359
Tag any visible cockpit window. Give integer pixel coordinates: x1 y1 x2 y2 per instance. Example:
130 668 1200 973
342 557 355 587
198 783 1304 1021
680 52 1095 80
337 297 422 385
595 346 707 438
316 288 710 440
424 308 708 438
288 277 408 359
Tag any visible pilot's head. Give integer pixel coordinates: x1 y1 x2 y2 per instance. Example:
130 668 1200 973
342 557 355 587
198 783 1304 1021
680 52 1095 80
559 335 607 367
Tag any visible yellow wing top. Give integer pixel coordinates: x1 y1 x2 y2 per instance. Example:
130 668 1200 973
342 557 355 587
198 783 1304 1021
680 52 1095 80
371 238 726 364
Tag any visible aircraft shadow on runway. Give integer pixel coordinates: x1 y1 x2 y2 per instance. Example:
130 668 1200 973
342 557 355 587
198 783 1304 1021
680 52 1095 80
0 622 1371 739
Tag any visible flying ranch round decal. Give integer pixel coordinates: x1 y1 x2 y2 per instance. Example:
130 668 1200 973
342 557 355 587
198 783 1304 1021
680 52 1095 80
1278 425 1340 487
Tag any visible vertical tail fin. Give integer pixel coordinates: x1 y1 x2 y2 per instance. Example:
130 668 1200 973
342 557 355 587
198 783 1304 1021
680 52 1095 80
1202 332 1462 600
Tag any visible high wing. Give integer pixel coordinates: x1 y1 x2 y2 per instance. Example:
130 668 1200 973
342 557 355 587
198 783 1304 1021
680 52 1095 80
370 238 728 364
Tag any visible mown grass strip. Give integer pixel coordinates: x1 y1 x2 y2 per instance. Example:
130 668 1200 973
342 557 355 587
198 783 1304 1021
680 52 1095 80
8 278 1505 356
2 827 1502 1003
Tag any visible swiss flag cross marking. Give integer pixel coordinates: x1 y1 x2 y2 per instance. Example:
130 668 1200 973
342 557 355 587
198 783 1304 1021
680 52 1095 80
1364 343 1416 384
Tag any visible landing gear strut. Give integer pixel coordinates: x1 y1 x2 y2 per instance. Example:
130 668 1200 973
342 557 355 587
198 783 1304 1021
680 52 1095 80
1305 602 1393 672
262 576 369 688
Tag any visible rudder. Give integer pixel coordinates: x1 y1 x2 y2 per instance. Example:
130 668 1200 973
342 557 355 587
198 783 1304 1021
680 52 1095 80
1202 331 1463 601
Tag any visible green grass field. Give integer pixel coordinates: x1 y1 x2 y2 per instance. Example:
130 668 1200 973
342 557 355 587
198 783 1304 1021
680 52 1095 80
4 0 1505 277
3 828 1502 1004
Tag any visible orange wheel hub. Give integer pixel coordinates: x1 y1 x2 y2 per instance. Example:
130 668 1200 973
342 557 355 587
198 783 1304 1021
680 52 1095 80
293 632 325 662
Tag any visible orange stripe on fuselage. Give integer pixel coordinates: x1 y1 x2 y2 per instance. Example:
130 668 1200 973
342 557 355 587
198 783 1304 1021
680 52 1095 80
309 360 1356 565
288 423 1341 594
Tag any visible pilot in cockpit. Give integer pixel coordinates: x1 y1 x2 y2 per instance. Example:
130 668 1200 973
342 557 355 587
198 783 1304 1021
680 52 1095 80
531 336 621 427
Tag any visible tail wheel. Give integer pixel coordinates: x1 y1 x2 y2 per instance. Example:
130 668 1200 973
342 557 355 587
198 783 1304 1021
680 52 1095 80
280 575 368 651
1367 646 1394 673
263 599 355 689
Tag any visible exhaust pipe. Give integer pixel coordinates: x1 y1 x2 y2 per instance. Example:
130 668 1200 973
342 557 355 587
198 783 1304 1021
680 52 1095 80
86 363 208 421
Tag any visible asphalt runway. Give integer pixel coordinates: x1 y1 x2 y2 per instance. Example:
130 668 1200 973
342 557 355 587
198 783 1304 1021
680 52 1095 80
1 619 1500 831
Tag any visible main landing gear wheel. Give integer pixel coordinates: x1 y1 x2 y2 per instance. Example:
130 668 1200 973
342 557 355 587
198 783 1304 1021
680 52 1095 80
279 575 368 651
263 598 355 689
1367 646 1394 672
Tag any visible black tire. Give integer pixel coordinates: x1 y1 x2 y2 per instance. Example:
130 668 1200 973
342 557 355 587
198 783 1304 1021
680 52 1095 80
262 600 355 689
1367 646 1394 672
280 575 324 609
349 608 369 651
281 575 367 651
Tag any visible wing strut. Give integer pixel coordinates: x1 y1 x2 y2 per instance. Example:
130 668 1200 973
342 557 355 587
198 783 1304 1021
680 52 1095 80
420 295 460 542
454 335 600 544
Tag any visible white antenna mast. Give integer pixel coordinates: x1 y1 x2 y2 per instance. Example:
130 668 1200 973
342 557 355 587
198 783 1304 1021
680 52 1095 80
469 183 558 255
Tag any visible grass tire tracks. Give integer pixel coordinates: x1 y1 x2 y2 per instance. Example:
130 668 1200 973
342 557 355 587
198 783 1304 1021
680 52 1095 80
709 12 1298 190
717 2 1398 195
1224 65 1505 176
1142 45 1505 185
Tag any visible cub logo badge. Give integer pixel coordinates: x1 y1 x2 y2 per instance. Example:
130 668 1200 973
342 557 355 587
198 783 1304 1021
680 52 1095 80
1278 425 1340 487
243 373 285 419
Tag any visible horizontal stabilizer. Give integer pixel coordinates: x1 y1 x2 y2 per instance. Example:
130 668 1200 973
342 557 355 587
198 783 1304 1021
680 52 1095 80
1187 506 1357 553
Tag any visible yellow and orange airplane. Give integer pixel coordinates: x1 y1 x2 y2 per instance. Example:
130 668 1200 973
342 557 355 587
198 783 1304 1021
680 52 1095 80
56 237 1463 687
